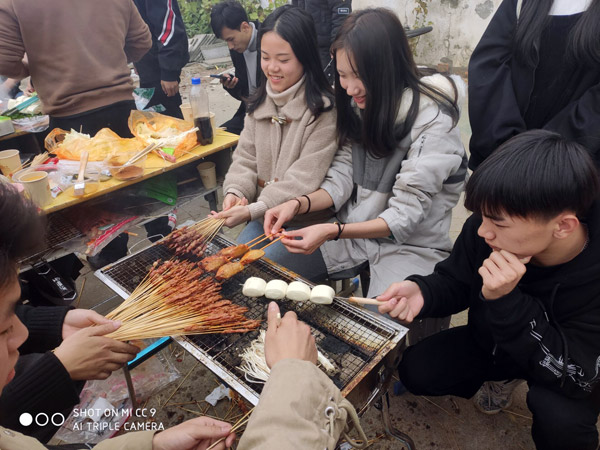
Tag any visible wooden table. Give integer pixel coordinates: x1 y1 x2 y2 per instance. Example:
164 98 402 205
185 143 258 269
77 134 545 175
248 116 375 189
41 130 239 214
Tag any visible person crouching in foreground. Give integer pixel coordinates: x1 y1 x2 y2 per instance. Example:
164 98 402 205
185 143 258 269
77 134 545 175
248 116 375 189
376 130 600 450
0 182 353 449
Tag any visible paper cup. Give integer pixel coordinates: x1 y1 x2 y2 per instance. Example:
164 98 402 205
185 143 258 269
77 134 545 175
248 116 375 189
180 104 193 125
196 161 217 189
16 170 51 207
182 109 216 135
0 149 21 177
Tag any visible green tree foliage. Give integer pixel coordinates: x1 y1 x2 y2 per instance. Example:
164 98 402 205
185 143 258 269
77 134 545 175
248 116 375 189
179 0 287 38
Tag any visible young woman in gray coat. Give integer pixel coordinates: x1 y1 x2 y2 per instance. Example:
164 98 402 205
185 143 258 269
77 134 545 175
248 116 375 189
264 9 467 307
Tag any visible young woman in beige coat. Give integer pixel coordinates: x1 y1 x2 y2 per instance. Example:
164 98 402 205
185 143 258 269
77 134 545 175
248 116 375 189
213 5 339 278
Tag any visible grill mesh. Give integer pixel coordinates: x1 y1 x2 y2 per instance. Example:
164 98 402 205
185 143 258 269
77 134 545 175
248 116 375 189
21 213 83 264
99 234 404 401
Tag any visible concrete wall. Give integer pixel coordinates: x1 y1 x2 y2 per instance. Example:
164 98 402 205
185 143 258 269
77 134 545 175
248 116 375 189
354 0 503 70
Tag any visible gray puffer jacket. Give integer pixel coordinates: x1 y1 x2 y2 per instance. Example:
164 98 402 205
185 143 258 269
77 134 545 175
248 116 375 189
320 74 468 297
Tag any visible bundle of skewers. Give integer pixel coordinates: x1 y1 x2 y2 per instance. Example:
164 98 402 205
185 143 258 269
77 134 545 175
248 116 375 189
105 259 260 341
159 216 225 258
199 233 284 281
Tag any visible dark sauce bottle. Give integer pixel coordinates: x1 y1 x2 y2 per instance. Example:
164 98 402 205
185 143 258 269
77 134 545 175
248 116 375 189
189 77 213 145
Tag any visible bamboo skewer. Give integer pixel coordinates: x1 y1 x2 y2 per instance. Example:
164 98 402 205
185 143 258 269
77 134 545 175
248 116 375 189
348 296 384 306
242 233 266 246
206 407 255 450
105 256 259 341
247 234 271 249
260 235 284 251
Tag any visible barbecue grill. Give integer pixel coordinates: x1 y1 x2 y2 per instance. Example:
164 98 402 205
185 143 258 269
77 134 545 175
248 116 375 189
20 213 83 266
96 233 414 448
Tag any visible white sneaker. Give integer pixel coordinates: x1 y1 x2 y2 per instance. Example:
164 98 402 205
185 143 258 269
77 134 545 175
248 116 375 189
473 379 525 415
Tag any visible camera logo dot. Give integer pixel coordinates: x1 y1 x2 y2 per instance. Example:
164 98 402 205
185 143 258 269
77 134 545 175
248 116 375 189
18 412 65 427
19 413 33 427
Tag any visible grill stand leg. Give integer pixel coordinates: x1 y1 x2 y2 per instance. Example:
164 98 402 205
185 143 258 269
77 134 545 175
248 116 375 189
375 392 415 450
123 366 138 410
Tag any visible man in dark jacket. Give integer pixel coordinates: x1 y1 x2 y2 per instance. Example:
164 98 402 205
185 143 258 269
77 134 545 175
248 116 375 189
210 1 260 135
377 131 600 450
291 0 351 83
133 0 190 119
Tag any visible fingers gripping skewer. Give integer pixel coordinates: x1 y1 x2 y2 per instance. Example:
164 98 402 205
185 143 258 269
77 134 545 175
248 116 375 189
260 235 285 251
348 296 383 306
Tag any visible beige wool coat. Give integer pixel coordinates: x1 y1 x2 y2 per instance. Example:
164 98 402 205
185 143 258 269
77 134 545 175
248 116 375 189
223 76 339 221
0 360 348 449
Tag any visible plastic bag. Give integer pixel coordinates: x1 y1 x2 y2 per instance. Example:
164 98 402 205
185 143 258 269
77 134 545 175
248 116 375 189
61 204 141 256
128 110 197 158
133 87 166 113
12 115 49 133
45 127 145 161
133 87 154 111
54 339 180 444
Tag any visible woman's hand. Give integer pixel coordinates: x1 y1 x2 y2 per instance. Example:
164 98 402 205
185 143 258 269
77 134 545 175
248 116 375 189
222 193 246 211
152 417 235 450
280 224 336 255
213 205 251 228
263 200 299 237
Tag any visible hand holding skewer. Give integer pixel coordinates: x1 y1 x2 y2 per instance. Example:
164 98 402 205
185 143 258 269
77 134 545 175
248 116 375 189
152 416 235 450
211 196 250 228
53 321 140 380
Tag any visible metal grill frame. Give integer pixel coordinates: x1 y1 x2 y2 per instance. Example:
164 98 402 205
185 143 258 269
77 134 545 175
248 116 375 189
96 234 408 406
20 213 83 265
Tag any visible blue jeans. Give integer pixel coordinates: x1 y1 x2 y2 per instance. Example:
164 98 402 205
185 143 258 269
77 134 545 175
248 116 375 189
237 220 328 282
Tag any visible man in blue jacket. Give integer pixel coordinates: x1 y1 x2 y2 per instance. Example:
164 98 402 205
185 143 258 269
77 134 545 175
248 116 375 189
377 130 600 450
133 0 190 119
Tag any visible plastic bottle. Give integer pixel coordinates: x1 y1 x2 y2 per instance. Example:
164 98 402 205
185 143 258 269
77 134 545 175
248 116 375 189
189 77 213 145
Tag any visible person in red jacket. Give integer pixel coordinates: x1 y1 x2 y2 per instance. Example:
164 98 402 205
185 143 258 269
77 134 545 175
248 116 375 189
133 0 190 119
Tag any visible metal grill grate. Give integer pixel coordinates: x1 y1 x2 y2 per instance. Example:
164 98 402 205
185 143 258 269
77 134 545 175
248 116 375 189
20 213 83 264
97 233 406 405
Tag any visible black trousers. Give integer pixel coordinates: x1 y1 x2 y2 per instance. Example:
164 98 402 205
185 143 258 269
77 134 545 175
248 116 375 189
220 107 244 136
49 100 136 138
399 326 600 450
140 80 183 119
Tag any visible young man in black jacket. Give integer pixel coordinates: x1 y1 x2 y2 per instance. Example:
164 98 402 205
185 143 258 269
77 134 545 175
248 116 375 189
133 0 190 119
376 130 600 450
210 1 260 135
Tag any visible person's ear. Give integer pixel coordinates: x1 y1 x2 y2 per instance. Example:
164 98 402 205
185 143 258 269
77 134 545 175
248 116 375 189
240 21 251 33
553 213 579 239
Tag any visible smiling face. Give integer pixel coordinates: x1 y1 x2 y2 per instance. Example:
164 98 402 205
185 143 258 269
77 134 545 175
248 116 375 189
477 213 558 259
336 49 367 109
0 276 28 389
220 22 253 53
260 31 304 93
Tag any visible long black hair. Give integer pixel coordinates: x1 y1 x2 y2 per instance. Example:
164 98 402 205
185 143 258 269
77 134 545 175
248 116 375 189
465 130 599 221
246 5 334 120
331 8 459 158
514 0 600 67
